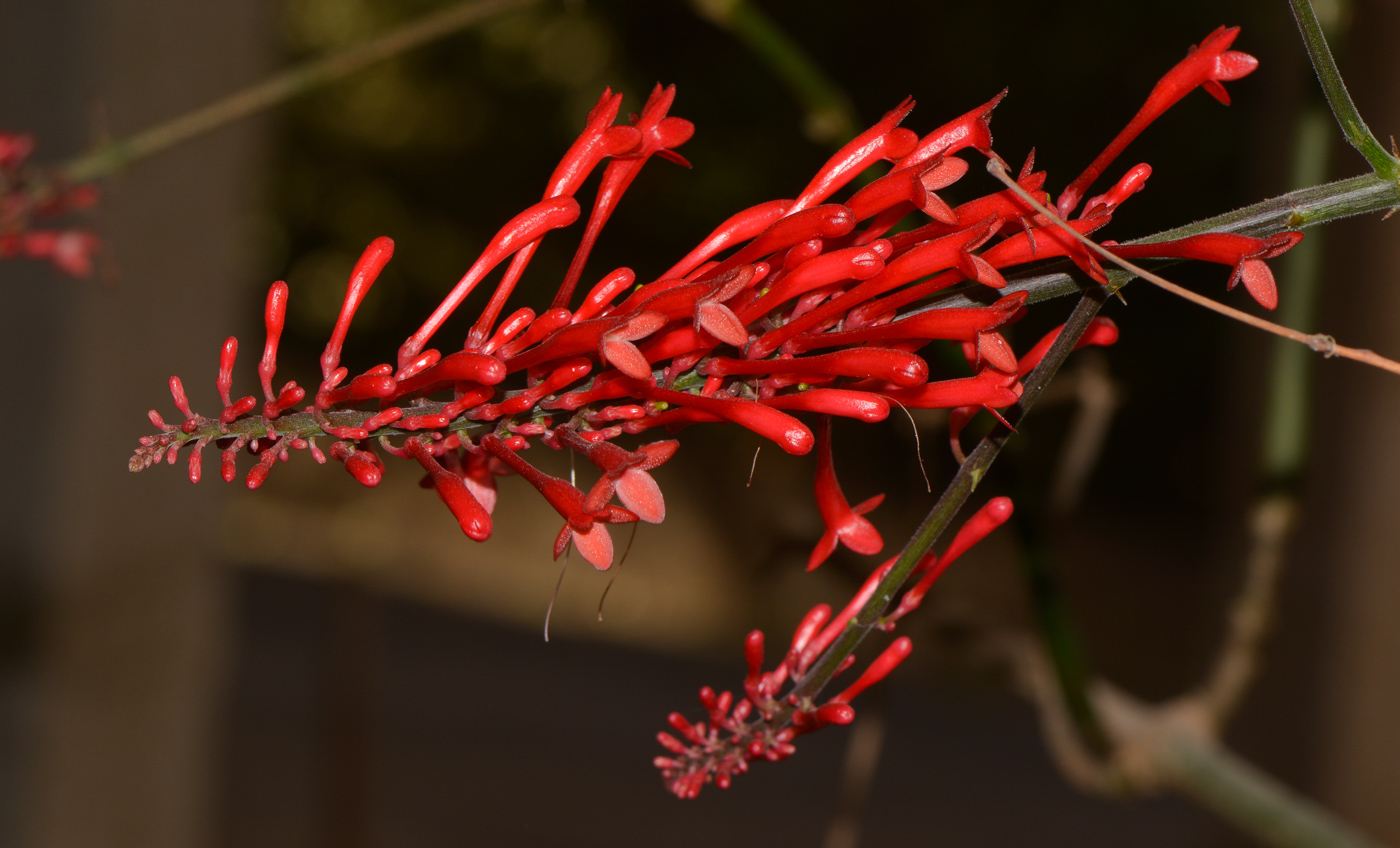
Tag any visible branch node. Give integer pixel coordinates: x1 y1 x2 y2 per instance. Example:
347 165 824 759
1307 333 1338 356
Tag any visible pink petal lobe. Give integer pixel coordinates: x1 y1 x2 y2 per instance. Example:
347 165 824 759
463 474 498 514
616 468 666 523
696 301 749 347
601 338 653 379
572 523 616 570
976 331 1019 373
1239 259 1278 310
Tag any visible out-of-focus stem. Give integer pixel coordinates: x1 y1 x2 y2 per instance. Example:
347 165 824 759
1261 111 1333 484
1199 52 1340 728
822 700 887 848
1094 686 1389 848
1019 533 1109 754
686 0 857 145
62 0 531 184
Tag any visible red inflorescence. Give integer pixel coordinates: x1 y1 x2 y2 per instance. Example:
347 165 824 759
129 29 1299 796
0 132 100 277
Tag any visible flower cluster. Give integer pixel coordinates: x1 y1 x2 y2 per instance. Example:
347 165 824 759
0 132 100 277
656 496 1014 798
130 26 1299 791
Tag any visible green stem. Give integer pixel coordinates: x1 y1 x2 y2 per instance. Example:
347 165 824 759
790 286 1110 706
1289 0 1399 179
1262 112 1332 483
1159 722 1387 848
63 0 530 184
923 171 1400 311
783 164 1400 716
686 0 857 145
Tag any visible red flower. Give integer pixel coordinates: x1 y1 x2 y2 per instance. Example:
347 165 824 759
806 416 884 571
1057 26 1258 217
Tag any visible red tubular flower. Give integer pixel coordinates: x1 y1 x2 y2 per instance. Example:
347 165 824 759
481 433 634 570
798 559 894 675
1015 316 1121 377
980 213 1112 282
893 89 1005 171
465 91 643 348
745 216 1004 359
886 496 1014 625
807 416 884 571
659 199 793 281
788 97 918 213
398 197 581 370
878 368 1021 410
738 243 887 323
609 264 757 350
391 350 507 397
405 437 492 541
571 267 637 323
1106 231 1303 309
556 84 694 309
258 281 295 418
556 427 676 523
700 204 856 283
789 291 1027 353
319 236 395 400
329 440 385 488
702 348 928 387
832 637 912 704
1057 26 1258 217
1083 163 1153 217
847 154 969 225
760 388 889 423
641 386 815 455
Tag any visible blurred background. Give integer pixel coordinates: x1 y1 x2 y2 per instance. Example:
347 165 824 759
1 0 1398 845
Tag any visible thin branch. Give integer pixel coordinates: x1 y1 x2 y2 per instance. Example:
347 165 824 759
1196 495 1296 728
986 159 1400 377
62 0 532 184
1004 634 1119 794
1289 0 1399 179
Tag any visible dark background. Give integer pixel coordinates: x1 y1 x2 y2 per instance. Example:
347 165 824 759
2 1 1398 846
